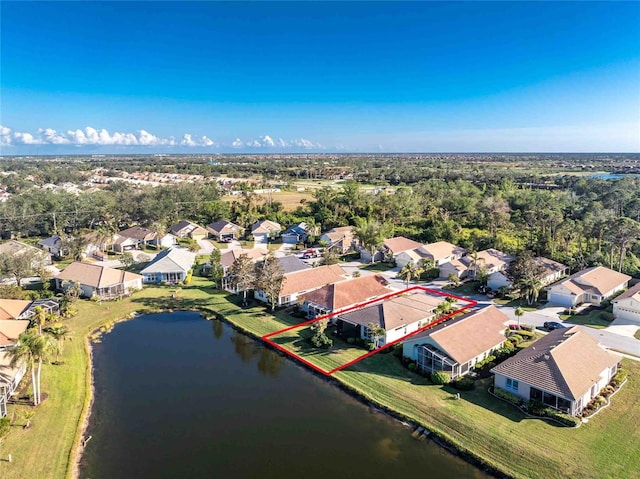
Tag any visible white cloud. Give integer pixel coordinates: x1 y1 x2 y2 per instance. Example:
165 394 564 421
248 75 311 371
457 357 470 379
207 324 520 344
201 136 215 147
181 134 197 147
260 135 275 147
14 131 43 145
0 125 12 146
231 138 244 148
39 128 70 144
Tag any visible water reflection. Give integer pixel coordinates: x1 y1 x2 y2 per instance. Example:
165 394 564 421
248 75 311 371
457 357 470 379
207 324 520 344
230 329 284 377
211 318 224 339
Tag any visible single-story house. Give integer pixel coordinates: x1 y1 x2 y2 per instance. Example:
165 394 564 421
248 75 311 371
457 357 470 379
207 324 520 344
337 291 444 347
360 236 424 263
251 220 282 245
0 319 29 350
440 249 514 280
486 256 569 291
491 326 621 416
0 240 52 268
112 227 158 253
282 222 310 244
56 262 143 299
219 248 267 291
439 258 469 280
0 351 27 417
171 220 209 241
301 274 392 318
254 264 347 307
320 226 357 254
140 248 196 284
612 282 640 325
402 305 508 379
155 233 178 248
396 241 466 269
0 298 59 321
206 220 242 241
38 234 63 257
545 266 631 308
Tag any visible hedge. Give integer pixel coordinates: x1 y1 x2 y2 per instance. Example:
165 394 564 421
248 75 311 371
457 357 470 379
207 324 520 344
430 371 451 385
493 387 522 405
452 376 475 391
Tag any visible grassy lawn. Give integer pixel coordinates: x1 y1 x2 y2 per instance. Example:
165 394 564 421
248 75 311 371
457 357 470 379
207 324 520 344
561 310 612 329
359 262 396 272
446 280 480 297
53 259 74 270
635 329 640 340
492 297 538 311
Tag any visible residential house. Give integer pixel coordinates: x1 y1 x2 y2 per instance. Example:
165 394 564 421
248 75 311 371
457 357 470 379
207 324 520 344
545 266 631 308
171 220 209 241
320 226 356 254
491 326 621 416
140 248 196 284
0 240 52 268
219 248 267 291
612 282 640 325
38 235 63 257
155 233 178 248
0 320 29 350
337 291 445 347
206 220 242 242
112 227 158 253
56 262 143 299
402 305 508 379
251 220 282 246
396 241 466 269
486 256 568 291
0 299 32 321
254 264 347 307
301 274 393 319
0 351 27 417
440 248 515 281
282 222 311 245
360 236 424 263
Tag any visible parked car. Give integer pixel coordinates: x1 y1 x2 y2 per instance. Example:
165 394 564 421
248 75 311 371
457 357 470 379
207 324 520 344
543 321 565 331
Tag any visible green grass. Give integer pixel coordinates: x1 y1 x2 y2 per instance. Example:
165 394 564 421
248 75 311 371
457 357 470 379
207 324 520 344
492 298 538 311
53 259 74 270
635 329 640 341
359 262 396 272
561 309 612 329
446 280 480 297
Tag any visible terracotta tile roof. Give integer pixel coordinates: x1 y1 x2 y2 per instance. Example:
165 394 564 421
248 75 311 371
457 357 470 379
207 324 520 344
251 220 282 234
384 237 424 254
339 291 442 330
491 326 621 400
426 305 508 364
302 274 391 311
57 262 142 288
0 320 29 347
220 248 266 268
280 264 346 297
0 299 32 320
0 351 25 385
613 282 640 302
550 266 631 297
419 241 466 261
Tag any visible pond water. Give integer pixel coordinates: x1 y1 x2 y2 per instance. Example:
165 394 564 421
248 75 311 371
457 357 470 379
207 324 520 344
80 312 488 479
589 173 640 180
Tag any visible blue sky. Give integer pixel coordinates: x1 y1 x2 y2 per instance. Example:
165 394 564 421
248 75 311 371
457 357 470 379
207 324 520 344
1 1 639 153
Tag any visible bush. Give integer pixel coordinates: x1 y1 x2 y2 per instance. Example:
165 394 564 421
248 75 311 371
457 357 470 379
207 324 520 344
509 334 523 345
544 409 580 427
346 337 355 345
520 324 534 332
516 330 535 339
495 345 516 361
310 333 332 349
0 417 10 440
493 387 521 405
452 376 475 391
527 400 546 415
599 311 614 321
611 369 628 388
365 341 376 351
430 371 451 385
408 362 417 372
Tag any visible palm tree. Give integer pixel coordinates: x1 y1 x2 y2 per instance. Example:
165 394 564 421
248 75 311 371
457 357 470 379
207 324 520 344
44 324 69 363
519 278 541 305
353 218 393 264
514 306 525 329
398 262 425 288
9 328 55 406
33 306 46 335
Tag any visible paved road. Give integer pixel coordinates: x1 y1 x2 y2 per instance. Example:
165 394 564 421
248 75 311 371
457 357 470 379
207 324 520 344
580 327 640 357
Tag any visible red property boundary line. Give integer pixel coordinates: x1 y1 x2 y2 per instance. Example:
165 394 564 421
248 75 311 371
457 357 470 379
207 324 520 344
262 285 478 376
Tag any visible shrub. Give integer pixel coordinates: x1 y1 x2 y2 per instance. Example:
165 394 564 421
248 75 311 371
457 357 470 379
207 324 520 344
527 400 546 415
520 324 534 332
311 333 332 349
599 311 614 321
430 371 451 385
509 334 523 345
355 338 364 346
408 362 417 372
611 369 628 388
346 337 355 345
493 387 521 405
516 330 535 339
452 377 475 391
544 409 580 427
365 341 376 351
0 417 10 440
495 345 516 361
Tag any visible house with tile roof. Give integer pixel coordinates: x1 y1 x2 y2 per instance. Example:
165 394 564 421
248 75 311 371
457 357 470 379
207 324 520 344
320 226 357 254
337 291 445 347
0 299 32 321
439 248 515 281
612 282 640 324
402 305 508 379
0 320 29 350
56 262 143 299
206 220 242 241
1 351 27 417
282 222 312 245
251 220 282 246
112 226 158 253
140 248 196 284
38 234 63 257
486 256 569 291
171 220 209 241
0 240 52 270
301 274 393 319
254 264 347 307
545 266 631 308
359 236 424 263
396 241 466 269
217 248 266 292
491 326 621 416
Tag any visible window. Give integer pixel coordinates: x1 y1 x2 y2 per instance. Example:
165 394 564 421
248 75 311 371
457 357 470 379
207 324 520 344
505 378 519 392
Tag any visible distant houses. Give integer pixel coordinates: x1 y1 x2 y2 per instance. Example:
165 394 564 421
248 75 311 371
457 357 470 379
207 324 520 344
486 256 568 291
55 262 143 299
491 326 621 416
140 248 196 284
320 226 357 254
0 240 52 269
38 234 63 257
206 220 242 242
545 266 631 308
113 227 158 253
171 221 209 241
251 220 282 246
282 222 311 245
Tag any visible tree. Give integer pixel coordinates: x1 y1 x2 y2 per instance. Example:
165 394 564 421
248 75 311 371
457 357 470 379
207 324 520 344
254 254 285 311
476 266 490 287
398 262 425 288
33 306 47 335
353 218 393 264
322 247 339 266
447 273 461 287
228 253 256 306
120 252 134 269
366 322 386 348
186 238 200 253
310 319 332 348
8 328 55 406
208 248 225 287
508 251 545 305
44 324 69 363
514 306 525 329
520 277 542 306
608 217 640 272
0 250 37 287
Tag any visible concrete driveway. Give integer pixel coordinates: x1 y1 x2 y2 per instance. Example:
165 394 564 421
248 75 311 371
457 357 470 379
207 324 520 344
196 238 215 255
606 317 640 339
